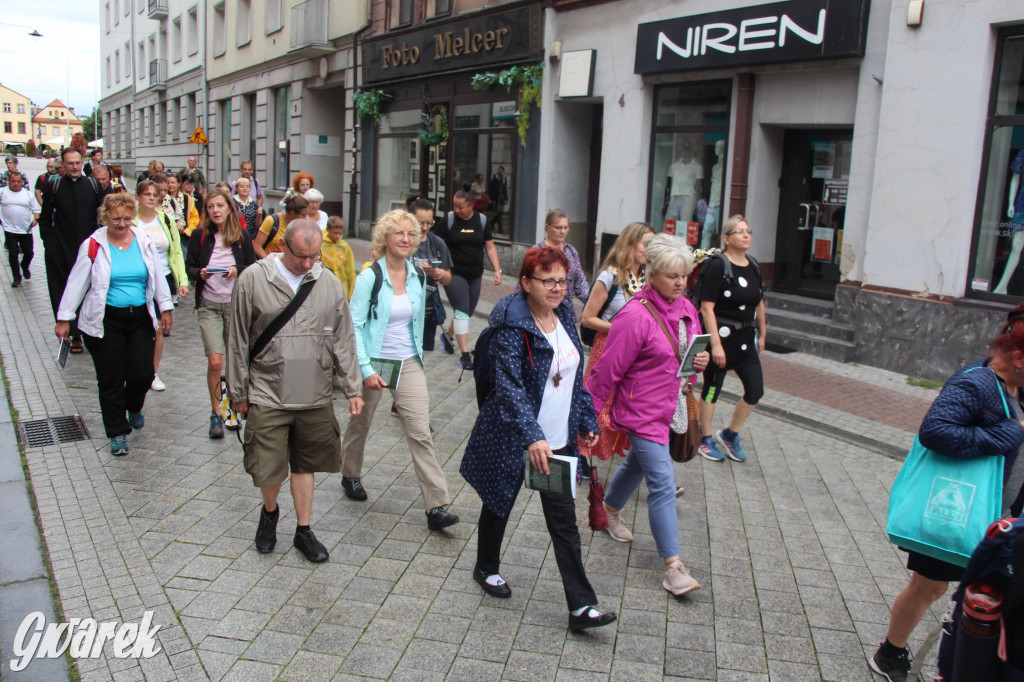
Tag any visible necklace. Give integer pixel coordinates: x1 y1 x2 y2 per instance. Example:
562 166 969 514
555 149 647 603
531 310 563 387
108 232 132 251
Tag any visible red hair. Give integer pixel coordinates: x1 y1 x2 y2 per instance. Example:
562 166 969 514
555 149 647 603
990 303 1024 358
292 172 315 192
519 246 570 282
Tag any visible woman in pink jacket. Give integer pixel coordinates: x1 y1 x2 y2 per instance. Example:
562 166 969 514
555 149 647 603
586 234 709 596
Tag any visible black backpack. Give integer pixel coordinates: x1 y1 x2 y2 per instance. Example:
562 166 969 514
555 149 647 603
689 253 760 309
580 283 618 347
472 326 533 408
367 261 425 320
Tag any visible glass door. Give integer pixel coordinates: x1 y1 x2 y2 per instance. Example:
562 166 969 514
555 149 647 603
773 130 853 299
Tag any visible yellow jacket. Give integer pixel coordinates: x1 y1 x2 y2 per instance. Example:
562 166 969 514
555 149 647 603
181 192 201 237
320 229 356 299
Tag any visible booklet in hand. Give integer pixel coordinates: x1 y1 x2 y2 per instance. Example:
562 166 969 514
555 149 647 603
370 358 404 389
677 333 711 378
56 337 71 369
523 451 577 498
205 266 230 274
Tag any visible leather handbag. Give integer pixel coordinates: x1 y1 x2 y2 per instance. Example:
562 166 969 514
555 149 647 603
640 299 701 463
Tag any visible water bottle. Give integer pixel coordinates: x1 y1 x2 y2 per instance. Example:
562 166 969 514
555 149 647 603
950 583 1003 681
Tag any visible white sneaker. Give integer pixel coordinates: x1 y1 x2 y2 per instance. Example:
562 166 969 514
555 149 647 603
663 560 700 596
605 507 633 543
151 375 166 391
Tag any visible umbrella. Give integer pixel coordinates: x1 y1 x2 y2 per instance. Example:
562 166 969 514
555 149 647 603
587 457 608 531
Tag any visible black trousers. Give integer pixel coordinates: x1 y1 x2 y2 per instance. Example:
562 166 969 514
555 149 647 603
422 294 438 351
477 460 597 611
4 232 33 279
44 249 79 337
82 306 156 438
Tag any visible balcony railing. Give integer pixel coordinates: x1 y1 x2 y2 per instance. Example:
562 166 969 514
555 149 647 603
147 0 168 19
149 59 167 90
289 0 331 55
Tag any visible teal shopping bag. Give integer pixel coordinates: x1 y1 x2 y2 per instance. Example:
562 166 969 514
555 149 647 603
886 435 1004 567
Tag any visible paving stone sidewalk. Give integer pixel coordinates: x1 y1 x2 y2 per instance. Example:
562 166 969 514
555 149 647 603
0 233 951 681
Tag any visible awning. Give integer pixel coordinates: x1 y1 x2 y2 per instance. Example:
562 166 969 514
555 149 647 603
90 138 104 148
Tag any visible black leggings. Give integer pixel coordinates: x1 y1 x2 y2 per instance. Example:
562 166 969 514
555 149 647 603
443 273 482 317
701 355 764 406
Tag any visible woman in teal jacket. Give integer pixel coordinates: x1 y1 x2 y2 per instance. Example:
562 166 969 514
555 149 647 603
340 208 459 532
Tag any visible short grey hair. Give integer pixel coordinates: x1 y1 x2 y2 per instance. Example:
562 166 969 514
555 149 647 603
303 188 324 203
283 218 322 248
645 233 695 276
5 156 17 164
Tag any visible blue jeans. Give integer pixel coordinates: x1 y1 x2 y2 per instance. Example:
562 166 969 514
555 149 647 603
603 434 680 558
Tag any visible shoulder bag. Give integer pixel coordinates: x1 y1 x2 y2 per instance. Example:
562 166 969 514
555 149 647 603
639 299 701 463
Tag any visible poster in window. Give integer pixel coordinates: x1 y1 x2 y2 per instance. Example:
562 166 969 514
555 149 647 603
811 227 835 263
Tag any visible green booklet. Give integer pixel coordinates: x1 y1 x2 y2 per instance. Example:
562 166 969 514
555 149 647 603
523 451 578 498
370 358 404 389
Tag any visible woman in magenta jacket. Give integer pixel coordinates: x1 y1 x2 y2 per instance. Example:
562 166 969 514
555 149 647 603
586 233 709 597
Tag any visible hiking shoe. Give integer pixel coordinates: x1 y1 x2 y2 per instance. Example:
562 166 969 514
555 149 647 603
151 374 166 391
715 430 747 462
698 436 726 462
255 506 278 554
293 528 329 563
110 435 129 456
440 331 455 355
209 413 224 439
426 506 460 531
458 352 474 370
342 476 368 501
663 561 700 596
869 643 912 682
128 411 144 429
605 507 633 543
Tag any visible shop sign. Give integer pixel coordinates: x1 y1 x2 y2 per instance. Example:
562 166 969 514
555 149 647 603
634 0 869 75
823 179 848 205
492 101 517 120
363 5 542 84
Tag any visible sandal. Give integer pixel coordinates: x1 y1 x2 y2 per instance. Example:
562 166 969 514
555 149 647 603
70 338 84 354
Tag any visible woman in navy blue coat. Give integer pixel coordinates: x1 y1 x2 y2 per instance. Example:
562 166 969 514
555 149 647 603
460 247 613 632
871 305 1024 682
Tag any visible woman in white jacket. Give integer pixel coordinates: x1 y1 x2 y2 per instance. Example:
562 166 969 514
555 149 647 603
55 193 173 456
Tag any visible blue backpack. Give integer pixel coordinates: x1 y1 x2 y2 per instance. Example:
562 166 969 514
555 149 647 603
929 517 1024 681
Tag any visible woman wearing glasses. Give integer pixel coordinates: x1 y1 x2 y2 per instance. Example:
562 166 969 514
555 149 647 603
460 246 614 632
340 209 460 532
409 198 452 351
531 209 589 305
694 215 766 464
55 193 173 456
185 187 256 439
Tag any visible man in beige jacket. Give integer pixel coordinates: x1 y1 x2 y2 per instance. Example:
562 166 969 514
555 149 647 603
227 219 363 562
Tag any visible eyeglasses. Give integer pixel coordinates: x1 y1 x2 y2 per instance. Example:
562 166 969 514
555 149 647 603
532 277 569 290
285 242 321 261
727 229 752 236
107 217 133 224
419 220 435 228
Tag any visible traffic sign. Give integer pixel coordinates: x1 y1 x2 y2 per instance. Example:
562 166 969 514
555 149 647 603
188 126 208 144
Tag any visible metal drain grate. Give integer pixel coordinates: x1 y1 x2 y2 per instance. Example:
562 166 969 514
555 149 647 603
19 416 91 447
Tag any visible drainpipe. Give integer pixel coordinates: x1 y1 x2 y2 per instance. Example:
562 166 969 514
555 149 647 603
200 0 210 183
348 19 372 238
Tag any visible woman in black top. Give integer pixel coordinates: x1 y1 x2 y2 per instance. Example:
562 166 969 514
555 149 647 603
431 188 502 370
696 215 766 464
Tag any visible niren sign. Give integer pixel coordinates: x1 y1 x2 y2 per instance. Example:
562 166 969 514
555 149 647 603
634 0 869 75
364 5 542 84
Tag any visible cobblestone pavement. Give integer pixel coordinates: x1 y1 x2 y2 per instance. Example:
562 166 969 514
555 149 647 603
0 231 951 681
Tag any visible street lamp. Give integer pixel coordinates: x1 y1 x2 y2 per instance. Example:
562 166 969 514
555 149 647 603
0 22 43 37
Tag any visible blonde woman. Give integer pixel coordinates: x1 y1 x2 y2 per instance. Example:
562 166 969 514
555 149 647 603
233 177 261 239
340 209 459 532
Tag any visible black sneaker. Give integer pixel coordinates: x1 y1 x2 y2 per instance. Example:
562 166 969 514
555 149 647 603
293 527 329 563
209 413 225 439
128 411 144 429
869 642 912 682
440 331 455 355
426 506 459 531
458 352 474 370
255 506 278 554
10 279 20 288
342 476 368 501
21 266 30 279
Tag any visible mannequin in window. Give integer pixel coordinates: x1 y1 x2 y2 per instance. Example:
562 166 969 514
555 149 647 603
995 150 1024 295
703 140 725 249
664 143 703 226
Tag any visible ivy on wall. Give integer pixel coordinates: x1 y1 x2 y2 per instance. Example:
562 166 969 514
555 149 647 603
471 63 543 147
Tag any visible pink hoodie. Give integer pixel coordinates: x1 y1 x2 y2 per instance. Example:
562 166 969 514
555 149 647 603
586 284 702 444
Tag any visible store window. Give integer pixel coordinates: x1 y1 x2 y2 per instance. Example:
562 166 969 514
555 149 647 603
971 30 1024 298
646 81 730 249
451 102 515 240
375 109 421 220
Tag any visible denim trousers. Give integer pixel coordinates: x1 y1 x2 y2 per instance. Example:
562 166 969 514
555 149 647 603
603 433 680 558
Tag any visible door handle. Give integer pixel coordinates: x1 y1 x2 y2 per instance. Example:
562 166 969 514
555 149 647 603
797 203 811 231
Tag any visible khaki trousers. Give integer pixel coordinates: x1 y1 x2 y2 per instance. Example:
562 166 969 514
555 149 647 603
341 357 450 510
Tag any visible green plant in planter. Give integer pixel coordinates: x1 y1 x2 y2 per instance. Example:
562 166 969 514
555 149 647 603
353 89 391 123
418 106 448 147
471 63 543 147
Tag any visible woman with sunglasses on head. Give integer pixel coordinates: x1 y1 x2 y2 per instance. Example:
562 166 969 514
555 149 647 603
185 187 256 439
460 246 614 632
695 215 767 464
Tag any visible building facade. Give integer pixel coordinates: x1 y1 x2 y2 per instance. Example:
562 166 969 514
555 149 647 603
99 0 207 178
32 100 84 152
0 85 33 153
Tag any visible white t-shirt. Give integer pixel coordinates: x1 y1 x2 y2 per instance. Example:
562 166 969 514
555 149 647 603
0 187 41 234
595 269 629 322
274 257 306 293
668 159 703 197
139 215 171 276
316 210 328 230
536 319 580 450
378 293 416 360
